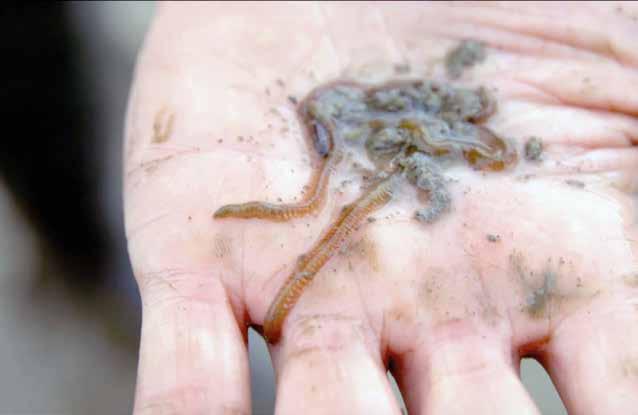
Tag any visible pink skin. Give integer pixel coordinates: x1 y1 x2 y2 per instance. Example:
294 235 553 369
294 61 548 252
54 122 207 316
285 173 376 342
124 2 638 414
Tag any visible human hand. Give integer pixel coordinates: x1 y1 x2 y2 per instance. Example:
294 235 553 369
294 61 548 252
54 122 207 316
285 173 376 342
124 3 638 414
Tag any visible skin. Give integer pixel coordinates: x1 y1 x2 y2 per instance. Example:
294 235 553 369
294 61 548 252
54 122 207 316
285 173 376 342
124 2 638 415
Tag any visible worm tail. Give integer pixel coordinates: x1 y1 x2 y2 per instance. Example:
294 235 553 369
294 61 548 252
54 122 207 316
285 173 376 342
213 155 336 222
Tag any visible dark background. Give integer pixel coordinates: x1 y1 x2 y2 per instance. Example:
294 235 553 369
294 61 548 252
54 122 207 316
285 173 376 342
0 3 147 413
0 3 565 414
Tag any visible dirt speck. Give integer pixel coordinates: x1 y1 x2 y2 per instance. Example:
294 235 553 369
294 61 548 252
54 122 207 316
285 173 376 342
445 39 486 79
524 137 543 162
486 234 500 243
152 108 175 143
288 96 298 105
565 179 585 189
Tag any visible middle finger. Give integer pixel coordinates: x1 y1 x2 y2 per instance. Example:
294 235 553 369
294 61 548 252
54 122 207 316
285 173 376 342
269 272 402 415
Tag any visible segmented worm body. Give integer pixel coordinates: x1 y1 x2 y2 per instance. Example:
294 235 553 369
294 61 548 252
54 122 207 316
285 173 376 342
213 148 337 221
263 175 397 343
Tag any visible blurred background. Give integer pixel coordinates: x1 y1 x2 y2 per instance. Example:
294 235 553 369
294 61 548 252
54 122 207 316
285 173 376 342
0 2 567 414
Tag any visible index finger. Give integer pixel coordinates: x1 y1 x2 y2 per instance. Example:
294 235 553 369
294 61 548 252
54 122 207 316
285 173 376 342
125 3 254 414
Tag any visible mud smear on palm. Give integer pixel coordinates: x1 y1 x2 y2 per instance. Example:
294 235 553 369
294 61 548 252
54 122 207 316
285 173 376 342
511 251 611 334
215 78 518 343
524 136 544 162
445 40 487 79
510 251 558 319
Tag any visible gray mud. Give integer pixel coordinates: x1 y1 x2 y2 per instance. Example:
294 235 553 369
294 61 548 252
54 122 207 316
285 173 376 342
524 137 543 162
445 40 487 79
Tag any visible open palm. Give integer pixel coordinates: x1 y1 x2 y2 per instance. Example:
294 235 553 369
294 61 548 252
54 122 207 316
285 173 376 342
124 3 638 414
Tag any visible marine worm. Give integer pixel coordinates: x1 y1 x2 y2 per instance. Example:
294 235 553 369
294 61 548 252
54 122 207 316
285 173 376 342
462 125 517 171
263 174 397 343
399 119 515 172
213 153 337 221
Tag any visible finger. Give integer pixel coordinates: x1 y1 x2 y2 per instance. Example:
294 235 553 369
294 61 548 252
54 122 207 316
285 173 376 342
274 321 401 414
396 326 540 415
271 277 402 415
544 295 638 414
132 267 250 415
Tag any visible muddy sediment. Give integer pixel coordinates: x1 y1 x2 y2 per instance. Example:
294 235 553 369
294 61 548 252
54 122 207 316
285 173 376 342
524 136 543 162
445 40 487 79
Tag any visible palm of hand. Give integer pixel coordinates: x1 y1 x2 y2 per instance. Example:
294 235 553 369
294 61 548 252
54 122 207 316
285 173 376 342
125 3 638 414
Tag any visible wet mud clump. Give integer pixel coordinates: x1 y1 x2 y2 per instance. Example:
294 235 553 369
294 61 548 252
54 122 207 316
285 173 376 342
445 40 487 79
486 234 501 243
214 79 518 343
400 153 451 223
524 136 544 162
